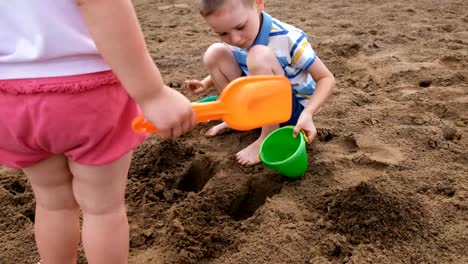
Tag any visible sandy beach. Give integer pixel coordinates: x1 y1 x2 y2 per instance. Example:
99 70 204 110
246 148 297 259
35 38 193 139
1 0 467 263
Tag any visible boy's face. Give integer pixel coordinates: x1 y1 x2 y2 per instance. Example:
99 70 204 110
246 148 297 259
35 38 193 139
205 0 265 48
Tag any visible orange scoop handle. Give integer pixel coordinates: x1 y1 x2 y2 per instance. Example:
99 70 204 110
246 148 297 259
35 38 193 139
132 101 224 134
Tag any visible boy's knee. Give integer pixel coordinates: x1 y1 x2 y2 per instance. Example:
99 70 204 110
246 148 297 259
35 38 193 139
247 46 278 72
203 43 231 67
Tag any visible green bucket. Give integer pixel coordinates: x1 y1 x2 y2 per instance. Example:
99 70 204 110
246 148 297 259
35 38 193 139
259 126 308 178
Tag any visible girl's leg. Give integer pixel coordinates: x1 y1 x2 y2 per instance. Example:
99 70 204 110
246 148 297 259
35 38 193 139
203 43 242 136
69 152 132 264
23 155 80 264
235 45 285 165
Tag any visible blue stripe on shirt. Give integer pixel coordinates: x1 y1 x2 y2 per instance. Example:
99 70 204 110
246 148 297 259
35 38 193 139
302 54 317 71
277 56 289 68
272 20 287 31
295 81 316 95
290 34 306 58
270 31 288 36
287 70 303 79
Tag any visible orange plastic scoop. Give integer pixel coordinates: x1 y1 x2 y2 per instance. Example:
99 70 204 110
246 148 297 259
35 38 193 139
132 75 292 133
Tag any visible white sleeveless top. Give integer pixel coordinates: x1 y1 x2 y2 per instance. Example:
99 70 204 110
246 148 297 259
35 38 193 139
0 0 110 80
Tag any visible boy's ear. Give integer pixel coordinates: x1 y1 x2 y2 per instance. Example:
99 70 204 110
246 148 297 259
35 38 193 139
255 0 265 12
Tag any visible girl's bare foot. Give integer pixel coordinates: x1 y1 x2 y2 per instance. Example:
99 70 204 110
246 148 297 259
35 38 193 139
235 139 262 165
205 122 230 137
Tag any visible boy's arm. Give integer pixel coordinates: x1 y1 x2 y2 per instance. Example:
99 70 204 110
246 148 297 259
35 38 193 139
76 0 163 103
303 57 335 115
287 31 334 114
292 57 334 140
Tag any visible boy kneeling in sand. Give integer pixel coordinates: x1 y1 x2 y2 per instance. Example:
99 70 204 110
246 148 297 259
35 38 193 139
184 0 335 165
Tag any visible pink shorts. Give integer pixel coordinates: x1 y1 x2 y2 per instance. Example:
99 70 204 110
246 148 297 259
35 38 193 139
0 71 147 168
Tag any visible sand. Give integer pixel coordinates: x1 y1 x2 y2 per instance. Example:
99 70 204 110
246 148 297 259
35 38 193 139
1 0 467 263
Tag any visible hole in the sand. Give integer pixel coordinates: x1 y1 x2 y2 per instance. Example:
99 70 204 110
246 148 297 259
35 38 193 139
341 137 359 152
443 128 461 141
8 180 26 195
23 208 35 223
433 182 456 198
178 157 216 193
227 175 284 221
320 234 352 260
318 128 338 142
419 80 432 88
337 43 361 57
447 190 455 197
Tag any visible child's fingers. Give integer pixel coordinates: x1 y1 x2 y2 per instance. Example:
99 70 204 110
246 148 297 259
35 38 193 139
292 126 301 138
307 132 316 142
183 80 203 94
194 87 205 94
293 126 316 143
183 82 197 95
305 129 317 143
181 81 190 94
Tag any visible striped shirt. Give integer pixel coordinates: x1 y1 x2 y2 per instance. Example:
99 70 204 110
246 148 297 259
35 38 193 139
228 12 317 106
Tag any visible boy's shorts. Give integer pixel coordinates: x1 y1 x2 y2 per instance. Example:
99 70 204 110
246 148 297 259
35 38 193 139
0 71 147 168
238 71 305 127
281 89 305 126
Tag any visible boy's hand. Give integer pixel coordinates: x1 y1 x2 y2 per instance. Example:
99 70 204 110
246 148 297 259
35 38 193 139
139 86 196 139
182 80 207 95
293 111 317 142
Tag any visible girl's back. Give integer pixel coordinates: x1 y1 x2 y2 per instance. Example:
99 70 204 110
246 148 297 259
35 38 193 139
0 0 109 79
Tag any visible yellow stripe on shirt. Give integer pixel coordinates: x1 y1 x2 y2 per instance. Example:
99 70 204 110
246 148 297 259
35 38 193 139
292 40 310 65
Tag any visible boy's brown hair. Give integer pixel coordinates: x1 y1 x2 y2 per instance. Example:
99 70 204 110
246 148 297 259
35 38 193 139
197 0 255 17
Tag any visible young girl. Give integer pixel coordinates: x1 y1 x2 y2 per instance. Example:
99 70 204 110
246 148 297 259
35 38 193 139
0 0 196 263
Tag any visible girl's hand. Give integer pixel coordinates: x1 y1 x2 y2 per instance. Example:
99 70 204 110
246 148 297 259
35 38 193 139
293 111 317 142
139 85 196 139
182 79 206 95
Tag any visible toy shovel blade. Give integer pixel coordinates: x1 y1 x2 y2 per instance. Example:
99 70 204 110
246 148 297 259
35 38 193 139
131 75 292 133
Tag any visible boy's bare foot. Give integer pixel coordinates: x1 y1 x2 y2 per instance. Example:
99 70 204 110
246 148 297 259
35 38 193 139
205 122 229 137
236 139 262 165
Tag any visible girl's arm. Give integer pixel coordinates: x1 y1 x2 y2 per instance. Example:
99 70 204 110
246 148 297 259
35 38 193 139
76 0 163 103
76 0 196 138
